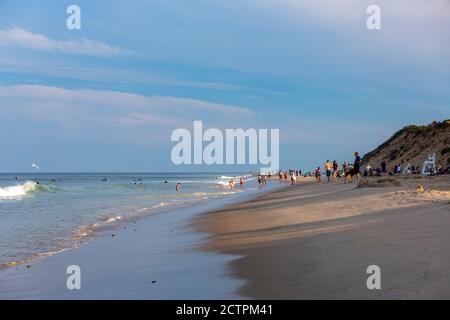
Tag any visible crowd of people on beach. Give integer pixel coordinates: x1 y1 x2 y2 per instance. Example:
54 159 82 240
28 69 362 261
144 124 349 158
176 150 449 193
308 151 450 184
362 157 449 177
276 170 302 185
307 152 363 184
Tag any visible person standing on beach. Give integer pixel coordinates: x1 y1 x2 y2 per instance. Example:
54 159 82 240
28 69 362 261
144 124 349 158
354 152 362 179
176 182 182 191
342 161 348 178
381 161 387 174
279 171 283 183
315 167 322 183
325 160 332 182
332 160 339 182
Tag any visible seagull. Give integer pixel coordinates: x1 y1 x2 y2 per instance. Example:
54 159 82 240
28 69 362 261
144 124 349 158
31 163 40 171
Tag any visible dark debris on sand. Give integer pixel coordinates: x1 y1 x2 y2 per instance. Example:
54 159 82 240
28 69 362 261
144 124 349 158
357 178 401 188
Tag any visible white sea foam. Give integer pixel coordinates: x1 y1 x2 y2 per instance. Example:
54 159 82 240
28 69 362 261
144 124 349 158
106 215 122 223
216 181 230 188
0 181 38 199
219 175 234 179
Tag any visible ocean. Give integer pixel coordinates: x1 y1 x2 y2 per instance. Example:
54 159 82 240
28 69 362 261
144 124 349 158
0 172 257 268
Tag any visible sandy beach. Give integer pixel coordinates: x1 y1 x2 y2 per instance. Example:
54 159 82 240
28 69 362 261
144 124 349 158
194 175 450 299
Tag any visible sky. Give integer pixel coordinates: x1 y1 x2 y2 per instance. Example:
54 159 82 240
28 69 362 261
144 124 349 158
0 0 449 172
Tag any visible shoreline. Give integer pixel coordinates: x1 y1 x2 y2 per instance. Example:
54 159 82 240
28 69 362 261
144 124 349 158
0 179 282 299
0 173 264 271
194 175 450 299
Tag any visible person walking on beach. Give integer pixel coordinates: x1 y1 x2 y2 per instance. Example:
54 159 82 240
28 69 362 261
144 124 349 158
342 161 348 178
381 161 387 174
332 160 339 182
354 152 361 180
279 171 283 183
315 167 322 183
325 160 332 182
290 172 296 185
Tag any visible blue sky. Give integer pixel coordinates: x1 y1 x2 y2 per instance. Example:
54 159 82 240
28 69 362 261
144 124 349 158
0 0 449 172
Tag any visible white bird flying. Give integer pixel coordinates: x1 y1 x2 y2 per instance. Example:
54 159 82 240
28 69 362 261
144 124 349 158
31 163 40 171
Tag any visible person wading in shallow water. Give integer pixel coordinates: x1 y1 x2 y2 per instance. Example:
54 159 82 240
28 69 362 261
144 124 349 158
229 178 235 191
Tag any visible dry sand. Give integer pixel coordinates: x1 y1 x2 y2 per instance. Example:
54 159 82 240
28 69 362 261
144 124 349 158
194 175 450 299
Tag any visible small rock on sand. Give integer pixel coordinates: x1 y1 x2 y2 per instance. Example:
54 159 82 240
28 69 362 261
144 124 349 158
416 185 425 193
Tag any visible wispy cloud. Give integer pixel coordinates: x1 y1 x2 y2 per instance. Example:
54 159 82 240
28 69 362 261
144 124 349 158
0 84 252 116
0 85 253 135
0 58 284 95
0 27 123 56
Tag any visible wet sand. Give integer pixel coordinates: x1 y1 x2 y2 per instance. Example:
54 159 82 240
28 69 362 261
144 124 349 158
0 194 252 299
194 175 450 299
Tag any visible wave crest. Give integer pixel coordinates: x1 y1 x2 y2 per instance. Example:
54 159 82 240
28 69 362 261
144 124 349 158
0 181 38 199
0 181 57 199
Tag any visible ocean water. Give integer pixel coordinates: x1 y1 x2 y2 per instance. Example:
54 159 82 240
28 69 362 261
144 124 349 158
0 172 256 267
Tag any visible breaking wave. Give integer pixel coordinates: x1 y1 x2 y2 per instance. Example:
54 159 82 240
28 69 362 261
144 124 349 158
0 181 56 199
0 181 38 199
